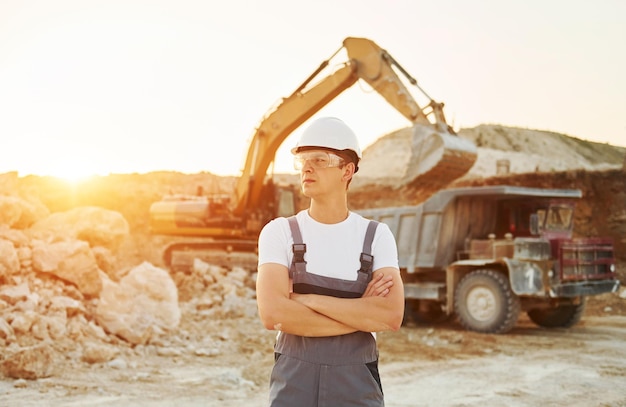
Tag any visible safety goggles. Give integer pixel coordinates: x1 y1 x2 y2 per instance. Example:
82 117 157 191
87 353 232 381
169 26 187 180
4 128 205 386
293 151 345 170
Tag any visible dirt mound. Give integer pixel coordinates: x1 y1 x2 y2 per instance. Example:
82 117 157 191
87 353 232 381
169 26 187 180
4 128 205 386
356 124 625 185
458 124 625 166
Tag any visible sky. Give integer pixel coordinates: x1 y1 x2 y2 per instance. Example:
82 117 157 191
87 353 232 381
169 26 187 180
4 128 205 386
1 0 625 179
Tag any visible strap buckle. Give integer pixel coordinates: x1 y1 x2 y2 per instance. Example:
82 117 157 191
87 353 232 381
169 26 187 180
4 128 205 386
292 243 307 264
359 252 374 274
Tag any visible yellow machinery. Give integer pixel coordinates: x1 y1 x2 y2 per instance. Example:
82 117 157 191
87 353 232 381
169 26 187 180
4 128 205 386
149 37 477 269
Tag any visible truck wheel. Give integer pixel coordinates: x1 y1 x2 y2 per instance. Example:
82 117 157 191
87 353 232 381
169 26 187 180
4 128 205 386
404 300 449 325
527 297 586 328
454 269 520 334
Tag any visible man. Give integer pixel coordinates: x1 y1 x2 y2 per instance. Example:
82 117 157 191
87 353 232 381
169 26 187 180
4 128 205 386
256 117 405 406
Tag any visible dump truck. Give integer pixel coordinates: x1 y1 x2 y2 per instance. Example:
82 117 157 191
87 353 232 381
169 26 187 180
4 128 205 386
358 185 620 334
149 37 476 270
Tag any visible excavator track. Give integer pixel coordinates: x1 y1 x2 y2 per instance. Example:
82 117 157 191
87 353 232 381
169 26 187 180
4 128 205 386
163 240 259 273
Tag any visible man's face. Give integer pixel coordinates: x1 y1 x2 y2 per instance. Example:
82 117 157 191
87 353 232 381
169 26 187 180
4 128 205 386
294 149 348 197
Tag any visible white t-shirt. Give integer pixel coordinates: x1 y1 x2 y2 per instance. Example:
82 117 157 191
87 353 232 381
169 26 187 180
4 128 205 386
258 210 399 279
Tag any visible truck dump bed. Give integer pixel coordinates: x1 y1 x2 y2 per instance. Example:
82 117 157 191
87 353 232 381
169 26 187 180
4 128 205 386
358 185 582 273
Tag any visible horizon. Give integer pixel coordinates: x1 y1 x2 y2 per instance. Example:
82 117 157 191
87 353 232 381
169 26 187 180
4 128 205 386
3 122 623 181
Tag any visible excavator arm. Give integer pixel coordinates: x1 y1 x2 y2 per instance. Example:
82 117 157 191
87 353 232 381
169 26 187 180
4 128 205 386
233 37 474 216
233 63 357 216
149 36 477 271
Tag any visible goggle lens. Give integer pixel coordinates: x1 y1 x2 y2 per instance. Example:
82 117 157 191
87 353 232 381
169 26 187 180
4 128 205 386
294 151 344 170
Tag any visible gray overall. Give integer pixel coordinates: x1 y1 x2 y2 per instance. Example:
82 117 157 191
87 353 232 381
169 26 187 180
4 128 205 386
269 216 384 407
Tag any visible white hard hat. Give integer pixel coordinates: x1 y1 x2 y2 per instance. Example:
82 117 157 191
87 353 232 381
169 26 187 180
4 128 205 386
291 117 362 159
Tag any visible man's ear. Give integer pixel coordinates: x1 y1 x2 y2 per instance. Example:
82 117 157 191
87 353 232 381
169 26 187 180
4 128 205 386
342 162 355 181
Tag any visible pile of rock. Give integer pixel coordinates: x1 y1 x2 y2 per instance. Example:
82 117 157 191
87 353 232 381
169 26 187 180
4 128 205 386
0 196 184 379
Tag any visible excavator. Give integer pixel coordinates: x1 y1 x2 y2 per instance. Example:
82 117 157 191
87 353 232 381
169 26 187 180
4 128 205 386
149 37 477 270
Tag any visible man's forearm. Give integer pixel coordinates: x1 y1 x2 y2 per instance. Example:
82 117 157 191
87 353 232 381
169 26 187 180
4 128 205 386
295 294 400 332
257 263 359 337
292 268 404 332
267 296 358 337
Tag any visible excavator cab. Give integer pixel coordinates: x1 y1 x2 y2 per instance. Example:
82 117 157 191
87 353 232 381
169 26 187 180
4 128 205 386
276 186 297 218
244 179 298 236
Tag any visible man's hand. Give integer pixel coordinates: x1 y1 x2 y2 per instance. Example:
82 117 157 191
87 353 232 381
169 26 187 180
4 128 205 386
362 272 394 298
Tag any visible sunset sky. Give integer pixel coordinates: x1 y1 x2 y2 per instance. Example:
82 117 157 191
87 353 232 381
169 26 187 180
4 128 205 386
1 0 624 179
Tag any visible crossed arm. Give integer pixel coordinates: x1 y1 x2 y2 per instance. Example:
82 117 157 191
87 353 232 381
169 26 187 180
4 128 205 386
256 263 405 337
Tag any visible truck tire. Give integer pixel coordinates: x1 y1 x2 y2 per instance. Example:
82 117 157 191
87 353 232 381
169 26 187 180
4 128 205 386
454 269 521 334
527 297 586 328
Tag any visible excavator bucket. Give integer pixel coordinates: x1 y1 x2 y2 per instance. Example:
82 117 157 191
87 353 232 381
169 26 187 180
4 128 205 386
403 124 477 189
355 124 477 192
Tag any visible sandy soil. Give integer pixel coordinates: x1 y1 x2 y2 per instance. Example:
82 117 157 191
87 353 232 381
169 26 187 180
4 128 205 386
1 312 625 407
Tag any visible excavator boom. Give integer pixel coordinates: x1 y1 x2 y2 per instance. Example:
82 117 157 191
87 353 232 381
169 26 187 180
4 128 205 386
234 37 476 215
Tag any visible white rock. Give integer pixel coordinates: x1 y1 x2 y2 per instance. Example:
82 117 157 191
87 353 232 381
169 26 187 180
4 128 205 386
107 357 128 370
0 239 20 278
31 240 102 297
95 262 180 345
0 283 30 305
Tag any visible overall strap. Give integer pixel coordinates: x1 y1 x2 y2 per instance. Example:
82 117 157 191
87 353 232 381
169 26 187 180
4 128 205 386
288 216 378 279
358 220 379 276
287 216 306 278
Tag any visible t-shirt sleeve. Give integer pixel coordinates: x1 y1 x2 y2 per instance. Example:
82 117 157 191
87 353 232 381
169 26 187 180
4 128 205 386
257 217 291 268
372 222 399 271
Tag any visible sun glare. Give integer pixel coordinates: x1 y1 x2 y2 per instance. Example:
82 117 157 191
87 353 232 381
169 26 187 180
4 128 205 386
22 160 105 183
52 170 99 184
